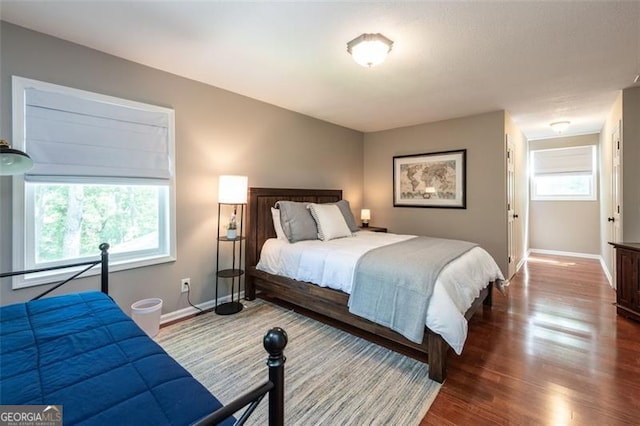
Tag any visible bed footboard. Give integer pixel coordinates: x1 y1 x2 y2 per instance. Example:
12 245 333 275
194 327 288 426
249 267 494 383
0 243 110 299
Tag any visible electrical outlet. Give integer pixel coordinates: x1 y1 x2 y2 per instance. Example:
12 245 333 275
181 278 190 293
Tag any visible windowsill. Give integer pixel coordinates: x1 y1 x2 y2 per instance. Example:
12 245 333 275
11 253 176 290
530 198 598 202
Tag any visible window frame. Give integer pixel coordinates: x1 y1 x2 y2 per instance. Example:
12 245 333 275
12 76 177 289
530 145 597 202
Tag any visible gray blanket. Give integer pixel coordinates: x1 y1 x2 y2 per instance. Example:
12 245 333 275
348 236 477 344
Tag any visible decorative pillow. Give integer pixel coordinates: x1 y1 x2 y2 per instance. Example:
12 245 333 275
275 201 318 243
334 200 360 232
307 203 353 241
271 207 287 241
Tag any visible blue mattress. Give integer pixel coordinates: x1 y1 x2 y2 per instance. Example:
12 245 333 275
0 291 233 425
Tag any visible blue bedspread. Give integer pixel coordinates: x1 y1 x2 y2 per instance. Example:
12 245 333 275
0 291 232 425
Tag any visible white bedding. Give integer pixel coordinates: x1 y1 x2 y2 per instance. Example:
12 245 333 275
256 230 504 354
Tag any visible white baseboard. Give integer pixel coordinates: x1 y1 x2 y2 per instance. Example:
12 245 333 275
599 257 614 288
516 252 528 272
160 291 245 325
504 252 529 285
528 248 601 260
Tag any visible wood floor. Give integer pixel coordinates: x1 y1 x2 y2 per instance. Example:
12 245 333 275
422 254 640 425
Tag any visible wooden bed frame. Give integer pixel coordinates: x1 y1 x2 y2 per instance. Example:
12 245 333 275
245 187 493 384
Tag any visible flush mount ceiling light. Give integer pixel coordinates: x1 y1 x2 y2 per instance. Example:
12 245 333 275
550 121 571 134
347 33 393 68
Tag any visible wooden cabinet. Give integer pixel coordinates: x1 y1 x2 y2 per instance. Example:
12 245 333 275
610 242 640 322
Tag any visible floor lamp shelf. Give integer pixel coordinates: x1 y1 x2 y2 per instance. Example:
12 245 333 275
215 203 245 315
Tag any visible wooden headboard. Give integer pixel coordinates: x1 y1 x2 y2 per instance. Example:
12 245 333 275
245 187 343 270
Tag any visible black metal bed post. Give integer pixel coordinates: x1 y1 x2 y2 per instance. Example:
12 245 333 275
264 327 287 426
99 243 110 295
191 327 288 426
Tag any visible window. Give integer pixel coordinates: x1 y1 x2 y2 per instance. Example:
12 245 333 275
530 145 596 201
12 77 176 288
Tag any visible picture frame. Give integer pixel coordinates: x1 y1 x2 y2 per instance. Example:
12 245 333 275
393 149 466 208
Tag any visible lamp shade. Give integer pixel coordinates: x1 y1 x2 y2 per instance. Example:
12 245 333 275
361 209 371 221
0 138 33 176
218 175 248 204
347 33 393 68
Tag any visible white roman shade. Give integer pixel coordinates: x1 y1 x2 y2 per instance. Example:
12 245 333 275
532 146 595 176
24 87 173 180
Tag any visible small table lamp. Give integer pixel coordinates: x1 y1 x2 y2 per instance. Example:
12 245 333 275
361 209 371 227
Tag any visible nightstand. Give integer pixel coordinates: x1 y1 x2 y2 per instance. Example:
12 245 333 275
359 226 387 233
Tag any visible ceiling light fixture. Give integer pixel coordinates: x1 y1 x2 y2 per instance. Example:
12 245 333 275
0 138 33 176
550 121 571 134
347 33 393 68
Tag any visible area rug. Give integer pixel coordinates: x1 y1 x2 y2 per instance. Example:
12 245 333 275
155 299 441 425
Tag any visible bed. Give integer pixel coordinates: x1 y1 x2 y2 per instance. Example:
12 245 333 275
0 244 287 425
245 187 504 383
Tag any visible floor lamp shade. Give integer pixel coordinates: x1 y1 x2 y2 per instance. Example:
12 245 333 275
218 175 248 204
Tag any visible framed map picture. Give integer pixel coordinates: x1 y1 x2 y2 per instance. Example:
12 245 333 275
393 149 466 208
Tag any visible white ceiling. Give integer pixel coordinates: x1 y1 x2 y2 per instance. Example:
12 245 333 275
1 1 639 140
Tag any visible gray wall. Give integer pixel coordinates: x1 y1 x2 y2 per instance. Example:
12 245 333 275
622 86 640 241
529 134 601 255
0 22 364 311
363 110 509 274
598 86 639 283
1 21 526 313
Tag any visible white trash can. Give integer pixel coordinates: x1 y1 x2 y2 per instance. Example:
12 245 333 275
131 298 163 337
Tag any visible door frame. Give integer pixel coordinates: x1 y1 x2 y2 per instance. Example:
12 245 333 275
610 120 622 288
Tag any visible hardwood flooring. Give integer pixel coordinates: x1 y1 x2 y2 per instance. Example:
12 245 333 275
422 254 640 425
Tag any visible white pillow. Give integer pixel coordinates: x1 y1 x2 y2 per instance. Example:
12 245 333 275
271 207 287 240
307 203 352 241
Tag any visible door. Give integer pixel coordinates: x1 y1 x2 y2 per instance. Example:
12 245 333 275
611 120 622 287
506 134 517 279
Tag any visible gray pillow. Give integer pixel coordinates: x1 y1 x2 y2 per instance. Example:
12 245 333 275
335 200 360 232
275 201 318 243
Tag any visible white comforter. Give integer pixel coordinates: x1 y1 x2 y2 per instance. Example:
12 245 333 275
256 231 504 355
